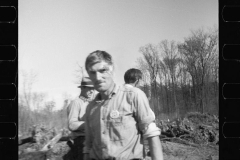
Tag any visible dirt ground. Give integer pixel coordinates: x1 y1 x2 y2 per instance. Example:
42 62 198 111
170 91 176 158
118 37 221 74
19 112 219 160
159 141 218 160
19 140 219 160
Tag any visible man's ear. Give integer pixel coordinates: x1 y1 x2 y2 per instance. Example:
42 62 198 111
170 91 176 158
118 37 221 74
134 80 139 87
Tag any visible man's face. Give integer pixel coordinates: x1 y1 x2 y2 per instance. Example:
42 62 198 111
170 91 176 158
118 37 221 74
81 86 95 99
87 61 114 93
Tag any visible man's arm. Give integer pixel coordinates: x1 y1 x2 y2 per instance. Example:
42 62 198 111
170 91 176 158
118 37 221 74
148 136 164 160
131 89 163 159
67 100 84 131
83 103 92 160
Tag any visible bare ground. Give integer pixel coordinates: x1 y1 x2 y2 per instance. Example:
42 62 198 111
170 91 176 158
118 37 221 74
19 112 219 160
19 140 219 160
159 141 218 160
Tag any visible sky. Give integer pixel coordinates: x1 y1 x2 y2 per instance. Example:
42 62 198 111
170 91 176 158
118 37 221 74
19 0 218 110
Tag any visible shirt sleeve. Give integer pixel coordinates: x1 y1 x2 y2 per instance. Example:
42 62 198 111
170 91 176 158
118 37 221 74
83 102 93 153
67 99 85 132
131 89 160 138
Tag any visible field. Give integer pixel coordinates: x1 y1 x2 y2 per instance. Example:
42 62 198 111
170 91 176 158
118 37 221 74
19 112 219 160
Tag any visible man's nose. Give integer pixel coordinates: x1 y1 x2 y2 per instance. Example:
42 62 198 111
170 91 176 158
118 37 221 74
95 72 102 80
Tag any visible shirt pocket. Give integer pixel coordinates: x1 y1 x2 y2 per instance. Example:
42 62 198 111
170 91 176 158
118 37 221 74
108 115 133 141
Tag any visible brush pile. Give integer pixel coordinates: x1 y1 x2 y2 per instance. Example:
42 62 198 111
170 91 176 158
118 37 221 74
19 112 219 160
157 112 219 147
19 125 70 160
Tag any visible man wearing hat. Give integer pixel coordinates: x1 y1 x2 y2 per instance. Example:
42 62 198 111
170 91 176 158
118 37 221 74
65 76 95 160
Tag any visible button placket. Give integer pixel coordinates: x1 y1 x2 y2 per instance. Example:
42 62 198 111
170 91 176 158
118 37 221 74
101 103 109 146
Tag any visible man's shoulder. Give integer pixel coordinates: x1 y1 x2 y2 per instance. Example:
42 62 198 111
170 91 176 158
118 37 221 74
116 85 148 102
72 97 83 102
119 84 145 94
69 97 86 106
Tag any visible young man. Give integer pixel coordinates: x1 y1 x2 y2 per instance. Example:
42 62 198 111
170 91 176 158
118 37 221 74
83 50 163 160
66 76 95 160
124 68 143 88
124 68 155 159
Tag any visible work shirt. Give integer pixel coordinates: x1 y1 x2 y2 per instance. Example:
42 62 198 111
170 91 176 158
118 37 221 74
124 84 155 119
67 96 90 138
84 84 160 160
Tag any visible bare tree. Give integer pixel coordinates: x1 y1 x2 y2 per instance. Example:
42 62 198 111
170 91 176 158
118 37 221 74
157 59 170 114
159 40 181 118
135 25 218 118
178 27 218 113
32 92 47 111
19 70 38 132
20 70 38 110
138 44 161 114
136 57 151 98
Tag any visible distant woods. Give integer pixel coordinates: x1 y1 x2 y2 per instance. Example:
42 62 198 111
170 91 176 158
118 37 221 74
18 70 69 134
18 26 218 134
136 26 218 119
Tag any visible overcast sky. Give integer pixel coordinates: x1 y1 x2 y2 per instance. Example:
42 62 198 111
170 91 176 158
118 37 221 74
19 0 218 110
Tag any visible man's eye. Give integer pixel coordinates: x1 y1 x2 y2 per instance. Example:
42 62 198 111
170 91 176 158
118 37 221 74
99 69 108 73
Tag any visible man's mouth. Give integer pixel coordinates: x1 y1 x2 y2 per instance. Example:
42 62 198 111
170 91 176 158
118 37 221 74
96 82 104 85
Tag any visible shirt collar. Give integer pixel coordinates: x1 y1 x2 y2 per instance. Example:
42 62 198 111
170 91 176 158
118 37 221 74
125 84 134 87
110 83 118 98
95 83 118 103
79 96 91 102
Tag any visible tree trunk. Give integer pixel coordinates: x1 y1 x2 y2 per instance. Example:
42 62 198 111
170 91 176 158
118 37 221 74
191 74 197 111
168 75 172 114
164 74 170 115
159 75 165 114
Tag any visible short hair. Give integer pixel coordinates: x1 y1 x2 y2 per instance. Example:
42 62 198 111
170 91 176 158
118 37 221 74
124 68 142 84
85 50 113 71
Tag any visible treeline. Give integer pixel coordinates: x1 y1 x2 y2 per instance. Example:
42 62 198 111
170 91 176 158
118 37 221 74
136 26 218 119
18 72 70 134
19 25 218 134
18 70 73 134
18 99 69 135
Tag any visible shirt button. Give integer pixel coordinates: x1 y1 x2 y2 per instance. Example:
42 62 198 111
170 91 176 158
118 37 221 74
102 131 105 134
102 118 105 120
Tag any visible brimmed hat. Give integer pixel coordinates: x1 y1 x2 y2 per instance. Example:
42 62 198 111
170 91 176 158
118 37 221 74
77 77 94 88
